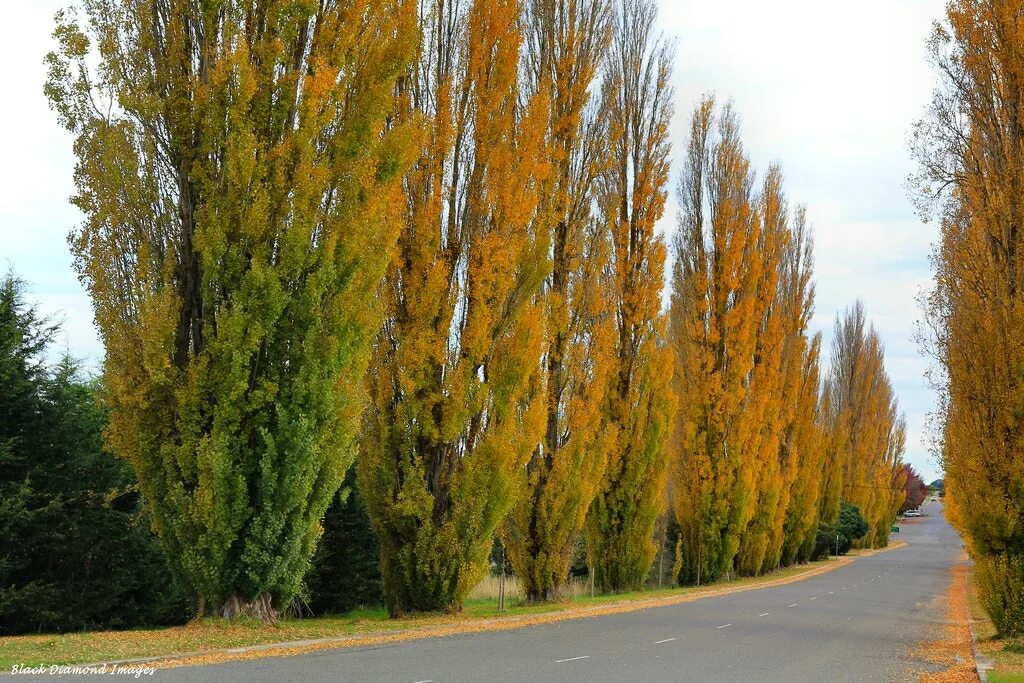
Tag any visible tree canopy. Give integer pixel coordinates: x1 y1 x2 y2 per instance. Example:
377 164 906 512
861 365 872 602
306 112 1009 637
46 0 416 620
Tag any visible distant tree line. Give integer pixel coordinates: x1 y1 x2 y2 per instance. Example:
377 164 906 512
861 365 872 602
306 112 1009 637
7 0 909 632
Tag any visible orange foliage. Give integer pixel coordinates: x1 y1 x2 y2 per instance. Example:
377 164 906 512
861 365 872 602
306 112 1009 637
670 98 777 584
823 302 906 548
359 0 550 615
585 0 675 593
913 0 1024 635
502 0 615 603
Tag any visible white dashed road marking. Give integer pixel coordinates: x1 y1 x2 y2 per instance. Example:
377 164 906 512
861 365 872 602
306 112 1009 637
717 624 732 629
655 638 676 644
759 612 770 617
556 656 590 664
788 603 798 608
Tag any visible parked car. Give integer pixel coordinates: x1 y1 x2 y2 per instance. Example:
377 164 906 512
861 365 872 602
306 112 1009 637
904 509 921 517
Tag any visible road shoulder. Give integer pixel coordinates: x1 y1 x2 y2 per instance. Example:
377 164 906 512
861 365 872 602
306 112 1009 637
964 556 1024 682
63 558 869 670
915 551 982 682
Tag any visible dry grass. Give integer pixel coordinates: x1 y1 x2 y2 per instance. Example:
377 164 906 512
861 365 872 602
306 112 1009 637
466 574 591 602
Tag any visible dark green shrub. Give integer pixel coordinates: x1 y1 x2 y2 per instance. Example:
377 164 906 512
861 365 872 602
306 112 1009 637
303 468 382 615
0 274 188 634
811 501 870 559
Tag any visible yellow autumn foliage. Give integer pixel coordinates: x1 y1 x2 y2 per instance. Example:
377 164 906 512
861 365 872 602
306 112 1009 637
358 0 550 616
914 0 1024 635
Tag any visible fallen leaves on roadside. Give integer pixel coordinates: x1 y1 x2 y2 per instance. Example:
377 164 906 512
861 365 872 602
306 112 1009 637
917 555 979 682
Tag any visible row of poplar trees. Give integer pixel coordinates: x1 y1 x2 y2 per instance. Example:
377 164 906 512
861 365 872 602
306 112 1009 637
914 0 1024 636
48 0 905 621
669 102 907 587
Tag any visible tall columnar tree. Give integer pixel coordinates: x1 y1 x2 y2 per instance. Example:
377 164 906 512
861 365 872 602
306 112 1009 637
779 332 826 566
824 302 906 549
46 0 416 620
584 0 674 593
733 166 793 577
502 0 615 603
751 209 818 574
358 0 550 616
912 0 1024 635
670 99 824 581
814 384 845 541
669 98 764 585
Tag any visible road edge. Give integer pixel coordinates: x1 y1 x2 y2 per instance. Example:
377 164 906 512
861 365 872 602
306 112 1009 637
915 551 984 682
72 543 911 671
963 557 993 682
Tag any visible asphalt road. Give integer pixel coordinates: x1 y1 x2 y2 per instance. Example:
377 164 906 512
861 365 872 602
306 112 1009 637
143 501 965 682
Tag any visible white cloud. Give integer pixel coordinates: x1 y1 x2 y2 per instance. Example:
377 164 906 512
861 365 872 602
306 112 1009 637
0 1 95 370
656 0 948 481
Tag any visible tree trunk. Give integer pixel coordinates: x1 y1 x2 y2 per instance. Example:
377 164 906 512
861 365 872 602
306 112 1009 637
219 593 277 623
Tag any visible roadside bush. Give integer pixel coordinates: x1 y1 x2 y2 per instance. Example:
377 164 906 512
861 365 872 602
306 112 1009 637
976 554 1024 637
811 502 870 559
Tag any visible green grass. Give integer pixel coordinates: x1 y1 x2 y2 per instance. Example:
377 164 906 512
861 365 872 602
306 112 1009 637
988 673 1024 682
0 558 836 669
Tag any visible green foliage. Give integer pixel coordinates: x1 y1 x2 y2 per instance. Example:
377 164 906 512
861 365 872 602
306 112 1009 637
838 501 871 548
977 554 1024 637
812 501 869 559
47 1 416 619
304 468 382 615
0 274 186 635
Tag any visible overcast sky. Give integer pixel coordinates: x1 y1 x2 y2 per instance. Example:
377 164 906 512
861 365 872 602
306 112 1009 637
0 1 947 482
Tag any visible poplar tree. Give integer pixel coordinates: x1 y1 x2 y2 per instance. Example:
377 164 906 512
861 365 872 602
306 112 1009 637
669 98 763 585
502 0 615 603
779 332 826 565
815 387 845 546
46 0 416 620
733 167 792 577
746 207 817 574
824 302 906 549
585 0 674 593
358 0 550 615
670 99 828 580
913 0 1024 636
